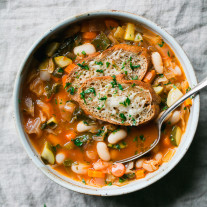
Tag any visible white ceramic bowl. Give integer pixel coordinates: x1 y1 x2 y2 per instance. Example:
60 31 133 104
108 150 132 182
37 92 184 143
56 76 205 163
13 10 200 196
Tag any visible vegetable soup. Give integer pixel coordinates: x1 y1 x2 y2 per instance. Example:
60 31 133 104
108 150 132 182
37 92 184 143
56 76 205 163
21 18 191 187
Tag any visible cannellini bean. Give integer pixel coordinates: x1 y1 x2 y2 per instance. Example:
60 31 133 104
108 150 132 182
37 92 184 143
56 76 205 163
40 70 50 81
151 52 164 74
108 129 127 144
135 158 145 169
168 111 181 125
73 43 96 55
55 153 65 164
174 66 182 76
76 121 96 133
71 163 89 174
96 142 110 161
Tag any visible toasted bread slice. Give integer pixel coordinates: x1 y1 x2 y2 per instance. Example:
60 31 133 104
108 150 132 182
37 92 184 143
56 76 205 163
76 76 161 126
66 44 150 100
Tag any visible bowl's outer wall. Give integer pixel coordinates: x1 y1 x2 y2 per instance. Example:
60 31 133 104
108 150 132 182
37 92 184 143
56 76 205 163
13 10 200 196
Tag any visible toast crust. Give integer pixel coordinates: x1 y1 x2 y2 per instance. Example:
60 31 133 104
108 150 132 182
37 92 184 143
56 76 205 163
76 76 161 126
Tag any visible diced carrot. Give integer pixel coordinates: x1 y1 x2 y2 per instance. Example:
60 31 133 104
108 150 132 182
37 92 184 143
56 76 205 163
162 148 175 162
82 32 97 39
88 169 105 178
105 19 119 29
184 98 192 107
163 136 172 147
47 134 60 146
65 131 76 141
62 75 68 88
51 75 60 82
111 163 125 177
135 169 145 179
65 63 76 74
143 70 156 83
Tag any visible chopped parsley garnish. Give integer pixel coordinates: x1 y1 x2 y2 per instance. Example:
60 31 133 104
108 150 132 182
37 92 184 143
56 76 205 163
106 62 110 68
67 87 75 95
119 177 126 183
124 71 128 75
131 76 138 80
77 61 89 70
82 179 86 184
130 62 140 70
107 182 112 186
99 96 107 101
119 97 131 107
132 83 136 87
140 134 145 141
80 87 96 104
96 69 104 73
132 117 136 125
111 75 117 88
186 86 191 93
135 150 138 155
164 81 172 85
121 61 126 69
159 74 164 78
55 99 57 104
57 68 64 73
184 106 187 110
64 82 71 89
158 40 165 47
133 136 138 142
119 113 126 123
96 129 104 136
118 84 123 91
162 106 168 111
83 121 89 125
81 51 86 55
167 51 170 57
95 61 103 66
73 134 90 146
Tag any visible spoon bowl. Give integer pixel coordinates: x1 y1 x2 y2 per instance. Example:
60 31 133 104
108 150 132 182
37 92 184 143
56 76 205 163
116 76 207 164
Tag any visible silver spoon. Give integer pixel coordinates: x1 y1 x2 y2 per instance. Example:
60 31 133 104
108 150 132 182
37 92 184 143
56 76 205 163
116 76 207 164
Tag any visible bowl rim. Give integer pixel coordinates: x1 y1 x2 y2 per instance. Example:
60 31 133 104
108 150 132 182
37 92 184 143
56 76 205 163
13 9 200 196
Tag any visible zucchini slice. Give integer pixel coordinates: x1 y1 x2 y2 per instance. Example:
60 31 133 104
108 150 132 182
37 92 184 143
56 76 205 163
47 117 58 129
170 126 182 146
41 142 55 164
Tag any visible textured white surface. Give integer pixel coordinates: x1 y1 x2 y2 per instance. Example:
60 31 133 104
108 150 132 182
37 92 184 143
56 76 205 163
0 0 207 206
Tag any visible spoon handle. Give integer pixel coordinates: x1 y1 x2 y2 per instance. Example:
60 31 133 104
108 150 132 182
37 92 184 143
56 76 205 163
159 76 207 125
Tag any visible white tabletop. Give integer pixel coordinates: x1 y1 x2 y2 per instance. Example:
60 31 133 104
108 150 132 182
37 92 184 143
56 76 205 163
0 0 207 206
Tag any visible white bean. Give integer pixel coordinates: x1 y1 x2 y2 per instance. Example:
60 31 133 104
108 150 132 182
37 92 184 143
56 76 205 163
108 129 127 144
55 153 65 165
96 142 111 161
135 158 145 169
76 121 95 133
73 43 96 55
168 111 181 125
157 111 172 122
71 163 89 174
151 52 164 74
